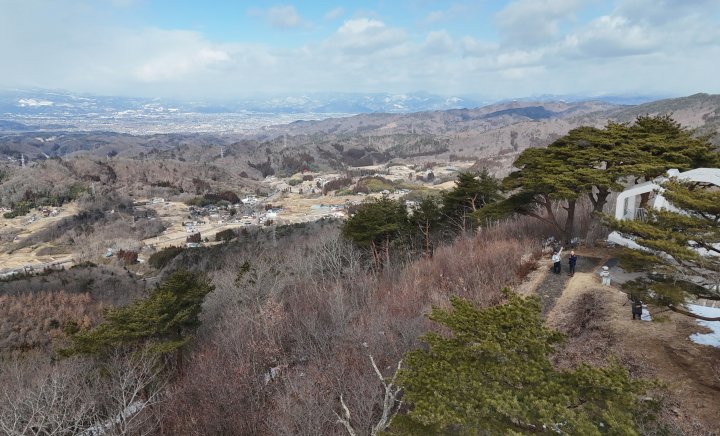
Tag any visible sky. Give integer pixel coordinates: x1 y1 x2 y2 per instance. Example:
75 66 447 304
1 0 719 100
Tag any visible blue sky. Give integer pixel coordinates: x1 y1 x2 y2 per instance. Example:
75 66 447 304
1 0 719 99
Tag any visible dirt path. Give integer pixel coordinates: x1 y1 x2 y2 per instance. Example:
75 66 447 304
533 255 602 315
539 250 720 434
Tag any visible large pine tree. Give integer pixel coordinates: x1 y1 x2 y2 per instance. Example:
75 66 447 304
608 179 720 320
481 116 719 241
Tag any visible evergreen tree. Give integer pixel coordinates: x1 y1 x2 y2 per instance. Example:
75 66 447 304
61 270 215 371
441 170 502 231
408 196 443 256
607 180 720 320
342 197 409 266
481 116 719 241
393 292 656 434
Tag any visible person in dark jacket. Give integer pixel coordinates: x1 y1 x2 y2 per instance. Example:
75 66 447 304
632 300 643 320
567 251 577 276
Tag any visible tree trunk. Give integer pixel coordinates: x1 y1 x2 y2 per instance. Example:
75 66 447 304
668 305 720 321
563 199 576 243
590 187 610 214
639 176 652 208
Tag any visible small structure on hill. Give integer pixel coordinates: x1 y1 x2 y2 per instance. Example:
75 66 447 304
608 168 720 254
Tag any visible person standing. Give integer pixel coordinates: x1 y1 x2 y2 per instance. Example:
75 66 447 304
632 300 643 320
552 247 563 274
567 251 577 276
600 266 611 286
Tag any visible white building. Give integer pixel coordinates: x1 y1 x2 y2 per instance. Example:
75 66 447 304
608 168 720 256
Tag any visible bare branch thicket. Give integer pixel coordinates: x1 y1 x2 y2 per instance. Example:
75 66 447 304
0 357 99 436
333 348 403 436
160 294 286 434
202 251 292 331
93 348 167 436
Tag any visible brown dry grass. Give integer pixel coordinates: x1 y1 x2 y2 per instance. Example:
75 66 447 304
0 291 106 354
544 257 720 435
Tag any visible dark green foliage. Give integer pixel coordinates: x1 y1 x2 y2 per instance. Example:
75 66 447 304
487 116 719 240
148 246 185 269
186 196 214 207
607 180 720 309
215 229 236 242
394 292 655 434
342 197 409 264
61 270 214 357
186 190 240 207
409 197 443 254
441 170 502 229
248 157 275 177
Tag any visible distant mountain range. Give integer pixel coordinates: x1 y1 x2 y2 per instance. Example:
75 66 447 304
0 91 717 179
0 88 668 134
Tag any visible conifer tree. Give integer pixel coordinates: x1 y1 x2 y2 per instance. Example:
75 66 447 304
607 180 720 320
408 196 443 256
61 270 214 372
480 116 719 241
342 197 409 266
393 292 656 434
441 170 502 231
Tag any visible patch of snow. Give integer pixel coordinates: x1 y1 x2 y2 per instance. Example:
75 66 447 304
17 98 54 107
641 306 652 321
688 304 720 348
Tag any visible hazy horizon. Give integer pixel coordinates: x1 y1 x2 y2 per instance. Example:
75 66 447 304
2 0 719 100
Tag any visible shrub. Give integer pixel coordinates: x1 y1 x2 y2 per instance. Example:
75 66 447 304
116 250 138 265
215 229 236 242
148 246 184 269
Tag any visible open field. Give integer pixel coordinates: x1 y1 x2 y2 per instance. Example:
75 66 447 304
0 161 471 273
0 203 78 275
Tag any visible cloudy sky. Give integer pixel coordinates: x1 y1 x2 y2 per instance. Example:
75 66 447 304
2 0 719 99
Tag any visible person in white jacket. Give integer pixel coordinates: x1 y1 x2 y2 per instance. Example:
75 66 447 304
600 266 611 286
551 247 563 274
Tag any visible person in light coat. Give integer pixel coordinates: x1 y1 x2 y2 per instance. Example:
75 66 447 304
600 266 611 286
551 247 563 274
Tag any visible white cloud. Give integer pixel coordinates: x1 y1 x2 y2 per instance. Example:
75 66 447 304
0 0 718 99
461 37 499 58
495 0 587 47
331 19 407 54
618 0 720 25
563 15 659 58
324 7 344 21
134 42 231 82
423 30 455 54
267 5 307 29
248 5 312 30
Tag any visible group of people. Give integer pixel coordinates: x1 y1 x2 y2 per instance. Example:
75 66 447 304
551 247 639 318
551 248 612 285
551 247 578 276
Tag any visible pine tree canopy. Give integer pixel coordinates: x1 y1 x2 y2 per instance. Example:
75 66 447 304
607 180 720 312
342 197 409 249
61 270 214 356
441 170 503 223
393 292 655 435
482 115 720 239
